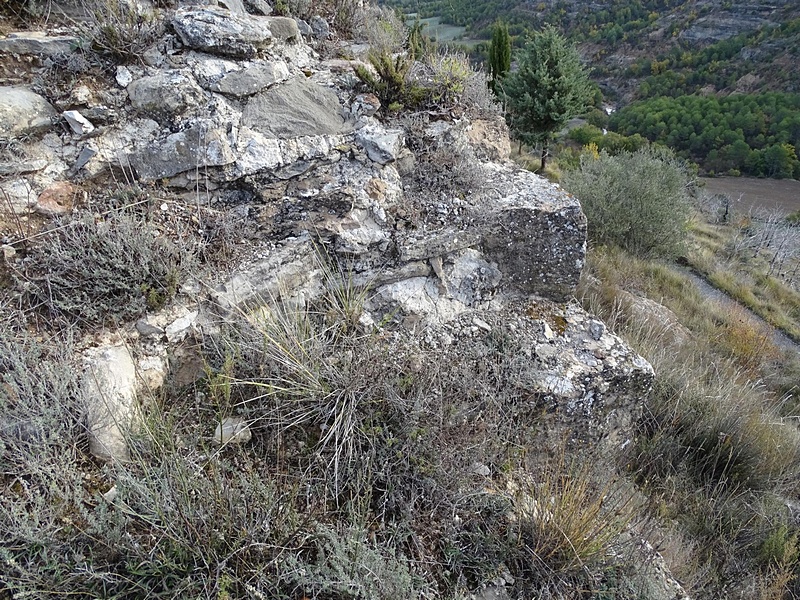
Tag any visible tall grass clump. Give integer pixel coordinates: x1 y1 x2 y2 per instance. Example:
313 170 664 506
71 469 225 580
445 453 637 596
563 146 693 259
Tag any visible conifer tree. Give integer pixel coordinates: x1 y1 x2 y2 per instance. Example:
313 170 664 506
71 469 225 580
488 21 511 93
502 26 591 171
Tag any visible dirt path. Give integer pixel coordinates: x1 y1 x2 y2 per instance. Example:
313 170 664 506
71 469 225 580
677 266 800 354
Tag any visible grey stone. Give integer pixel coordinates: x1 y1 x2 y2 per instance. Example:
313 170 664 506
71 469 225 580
165 310 199 343
211 61 290 97
296 18 312 36
172 6 274 58
241 76 349 138
131 122 236 180
266 16 300 42
588 319 605 341
84 343 138 462
2 244 16 260
245 0 272 15
217 0 246 13
136 319 165 337
355 122 404 164
213 416 252 444
0 87 57 139
127 71 206 122
0 32 79 55
0 178 36 213
0 159 47 175
63 110 95 135
115 66 133 87
310 15 330 39
351 93 380 118
480 165 587 303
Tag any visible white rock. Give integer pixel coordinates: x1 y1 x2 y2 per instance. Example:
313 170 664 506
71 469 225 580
115 66 133 87
137 355 167 392
165 310 199 343
84 344 138 462
213 416 252 445
63 110 95 135
0 178 37 213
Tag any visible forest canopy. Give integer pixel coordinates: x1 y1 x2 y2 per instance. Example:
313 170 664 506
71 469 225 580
609 92 800 178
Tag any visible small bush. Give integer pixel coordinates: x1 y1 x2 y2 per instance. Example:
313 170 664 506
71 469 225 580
78 0 165 63
19 210 196 327
563 146 693 259
282 525 422 599
446 458 636 595
356 48 496 115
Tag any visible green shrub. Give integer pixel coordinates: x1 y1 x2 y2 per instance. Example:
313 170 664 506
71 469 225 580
563 146 693 259
19 210 196 327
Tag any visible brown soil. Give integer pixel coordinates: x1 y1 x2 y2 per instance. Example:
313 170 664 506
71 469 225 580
700 176 800 217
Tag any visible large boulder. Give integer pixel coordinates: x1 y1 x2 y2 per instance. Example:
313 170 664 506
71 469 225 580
201 60 291 97
127 71 207 122
172 6 275 58
131 120 237 180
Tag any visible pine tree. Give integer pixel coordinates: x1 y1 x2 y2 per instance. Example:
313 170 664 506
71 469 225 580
488 21 511 93
502 26 592 171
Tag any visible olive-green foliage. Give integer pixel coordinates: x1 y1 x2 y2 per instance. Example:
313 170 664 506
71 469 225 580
355 49 485 113
563 146 692 259
20 210 195 327
610 93 800 179
355 51 424 110
488 21 510 92
501 26 591 153
282 525 421 598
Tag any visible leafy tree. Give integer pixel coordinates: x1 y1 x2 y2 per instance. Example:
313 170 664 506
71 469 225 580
488 20 511 93
502 26 592 170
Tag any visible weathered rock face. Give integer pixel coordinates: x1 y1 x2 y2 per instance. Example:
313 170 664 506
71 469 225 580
241 75 351 138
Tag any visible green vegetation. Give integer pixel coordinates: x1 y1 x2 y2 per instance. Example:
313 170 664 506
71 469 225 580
487 20 510 92
685 206 800 343
631 18 800 99
562 146 693 259
579 245 800 598
502 26 592 170
610 93 800 178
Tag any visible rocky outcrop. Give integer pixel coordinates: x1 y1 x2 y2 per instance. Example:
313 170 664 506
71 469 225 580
0 0 649 484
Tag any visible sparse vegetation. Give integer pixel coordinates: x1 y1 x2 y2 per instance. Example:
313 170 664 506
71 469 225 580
579 243 800 597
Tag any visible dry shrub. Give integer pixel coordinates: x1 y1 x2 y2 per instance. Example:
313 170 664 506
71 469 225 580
78 0 165 63
716 302 782 373
18 210 196 327
446 455 637 595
